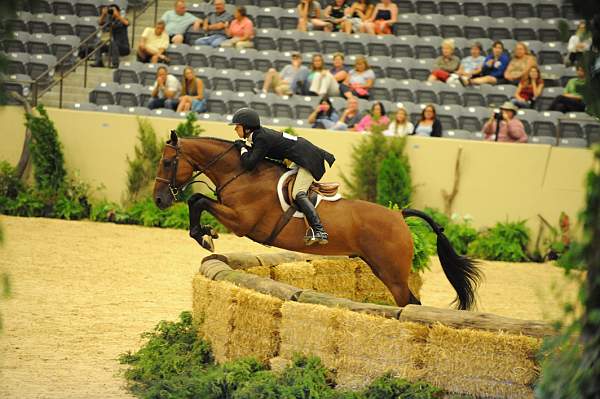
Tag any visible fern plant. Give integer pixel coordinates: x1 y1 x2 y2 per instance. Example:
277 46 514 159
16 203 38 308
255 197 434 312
468 220 530 262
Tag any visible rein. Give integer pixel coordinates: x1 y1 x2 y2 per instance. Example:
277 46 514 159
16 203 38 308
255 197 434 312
155 141 246 201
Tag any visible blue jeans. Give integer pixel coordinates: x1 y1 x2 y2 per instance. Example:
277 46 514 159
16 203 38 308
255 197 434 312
194 34 227 48
191 98 207 113
148 97 178 110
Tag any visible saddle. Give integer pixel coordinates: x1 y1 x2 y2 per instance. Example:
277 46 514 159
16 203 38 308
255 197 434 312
281 173 340 207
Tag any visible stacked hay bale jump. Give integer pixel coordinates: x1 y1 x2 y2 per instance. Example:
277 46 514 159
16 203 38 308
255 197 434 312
193 252 552 398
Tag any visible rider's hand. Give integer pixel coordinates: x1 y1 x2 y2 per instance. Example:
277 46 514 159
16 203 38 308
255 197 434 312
233 139 246 150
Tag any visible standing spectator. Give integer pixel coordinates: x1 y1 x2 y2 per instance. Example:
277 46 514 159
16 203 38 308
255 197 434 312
428 39 461 83
482 102 527 142
567 21 591 66
161 0 202 45
383 106 414 136
510 66 544 109
195 0 232 48
176 67 206 113
342 0 373 34
260 52 308 96
447 42 485 86
308 97 340 129
412 104 442 137
220 6 254 49
330 52 349 84
354 102 389 132
137 20 170 64
503 42 537 85
297 0 322 32
321 0 350 32
361 0 398 35
339 56 375 99
92 3 130 68
550 65 587 113
148 66 181 110
306 54 339 97
468 41 510 86
331 97 363 130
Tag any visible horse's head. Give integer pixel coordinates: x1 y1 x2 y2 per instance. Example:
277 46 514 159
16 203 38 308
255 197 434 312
153 131 195 210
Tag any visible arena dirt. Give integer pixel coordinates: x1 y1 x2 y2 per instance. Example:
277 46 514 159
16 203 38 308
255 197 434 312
0 216 579 398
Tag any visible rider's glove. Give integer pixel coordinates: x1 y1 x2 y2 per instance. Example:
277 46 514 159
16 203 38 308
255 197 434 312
234 140 248 155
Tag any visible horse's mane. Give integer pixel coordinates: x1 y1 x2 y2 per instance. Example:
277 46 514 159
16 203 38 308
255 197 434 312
180 136 287 172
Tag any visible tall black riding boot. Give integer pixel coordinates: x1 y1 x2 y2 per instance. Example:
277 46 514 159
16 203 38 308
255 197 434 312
294 191 328 245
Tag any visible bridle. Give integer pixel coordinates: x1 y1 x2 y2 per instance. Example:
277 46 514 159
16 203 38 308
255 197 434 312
154 141 246 201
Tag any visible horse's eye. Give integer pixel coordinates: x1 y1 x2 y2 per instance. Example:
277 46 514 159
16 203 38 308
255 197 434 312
163 159 172 167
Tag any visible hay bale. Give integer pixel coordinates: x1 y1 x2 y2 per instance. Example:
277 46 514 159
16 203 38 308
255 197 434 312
310 259 359 299
192 274 212 326
228 288 283 361
298 290 401 319
354 261 396 305
335 312 430 389
408 272 423 300
198 279 240 363
246 265 272 278
422 323 540 398
272 261 316 289
279 301 343 367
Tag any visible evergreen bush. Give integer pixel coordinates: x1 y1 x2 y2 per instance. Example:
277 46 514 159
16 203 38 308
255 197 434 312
467 220 530 262
376 151 411 208
126 118 162 203
175 112 205 138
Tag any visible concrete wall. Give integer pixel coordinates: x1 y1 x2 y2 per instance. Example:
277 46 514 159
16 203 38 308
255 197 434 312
0 106 594 229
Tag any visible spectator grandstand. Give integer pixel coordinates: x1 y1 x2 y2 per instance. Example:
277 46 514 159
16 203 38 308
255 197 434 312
1 0 599 147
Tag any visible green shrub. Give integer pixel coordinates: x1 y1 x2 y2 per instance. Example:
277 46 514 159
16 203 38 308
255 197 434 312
126 118 163 203
424 207 450 229
0 161 24 200
406 217 435 273
175 112 205 138
161 203 190 229
467 220 530 262
376 151 411 209
25 105 67 192
555 241 586 271
120 311 460 399
342 131 388 202
444 220 478 256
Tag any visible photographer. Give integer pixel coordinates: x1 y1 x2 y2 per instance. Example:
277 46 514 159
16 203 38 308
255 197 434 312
482 102 527 143
92 3 130 68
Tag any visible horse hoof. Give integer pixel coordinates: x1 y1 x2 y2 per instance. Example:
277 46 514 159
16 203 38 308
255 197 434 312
210 229 219 239
201 236 215 252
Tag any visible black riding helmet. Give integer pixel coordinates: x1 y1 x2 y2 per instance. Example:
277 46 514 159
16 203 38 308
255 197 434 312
229 108 261 133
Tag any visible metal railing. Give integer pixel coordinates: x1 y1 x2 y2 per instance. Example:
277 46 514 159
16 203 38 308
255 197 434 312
24 0 159 107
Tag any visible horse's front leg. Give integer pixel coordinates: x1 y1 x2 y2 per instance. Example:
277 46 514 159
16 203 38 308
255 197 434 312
187 194 243 252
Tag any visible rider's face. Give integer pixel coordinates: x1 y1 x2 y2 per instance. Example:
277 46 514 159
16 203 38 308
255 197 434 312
235 124 245 138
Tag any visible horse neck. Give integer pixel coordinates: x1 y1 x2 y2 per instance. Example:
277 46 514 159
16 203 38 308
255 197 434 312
182 138 241 188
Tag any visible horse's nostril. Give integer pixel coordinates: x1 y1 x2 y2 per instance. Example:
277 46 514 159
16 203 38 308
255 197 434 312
156 197 162 205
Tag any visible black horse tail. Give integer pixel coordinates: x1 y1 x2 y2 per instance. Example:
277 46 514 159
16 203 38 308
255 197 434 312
402 208 482 311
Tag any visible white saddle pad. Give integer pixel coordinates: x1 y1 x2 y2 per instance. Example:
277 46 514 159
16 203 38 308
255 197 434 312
277 168 342 218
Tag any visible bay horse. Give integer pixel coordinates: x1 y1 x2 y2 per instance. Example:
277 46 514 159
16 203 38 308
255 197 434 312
153 132 482 310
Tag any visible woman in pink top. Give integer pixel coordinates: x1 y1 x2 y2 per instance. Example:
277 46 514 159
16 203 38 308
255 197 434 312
221 6 254 49
482 102 528 143
353 102 390 132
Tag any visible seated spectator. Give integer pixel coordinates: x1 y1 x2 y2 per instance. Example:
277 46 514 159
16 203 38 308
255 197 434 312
428 39 461 83
567 21 591 66
412 104 442 137
339 56 375 99
361 0 397 35
447 41 485 86
504 42 537 85
468 41 510 86
354 102 389 132
297 0 323 32
92 3 130 68
260 52 308 96
308 96 340 129
148 66 181 110
331 97 363 130
342 0 374 34
330 52 349 84
220 6 254 49
482 102 527 142
510 66 544 109
195 0 232 48
137 20 170 64
161 0 201 45
550 65 587 113
306 54 339 97
320 0 350 32
383 106 414 137
176 67 206 113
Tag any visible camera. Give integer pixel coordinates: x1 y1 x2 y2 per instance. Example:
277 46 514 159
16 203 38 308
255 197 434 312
107 5 117 15
493 111 502 121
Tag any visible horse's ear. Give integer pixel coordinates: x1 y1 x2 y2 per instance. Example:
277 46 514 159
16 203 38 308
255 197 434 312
170 130 178 145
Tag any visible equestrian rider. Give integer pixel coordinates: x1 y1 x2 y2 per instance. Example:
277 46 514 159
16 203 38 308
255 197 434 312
230 108 335 245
